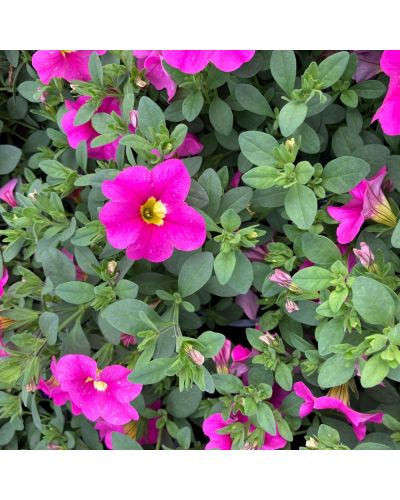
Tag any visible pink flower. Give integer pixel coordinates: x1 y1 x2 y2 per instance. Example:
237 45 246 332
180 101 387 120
0 267 9 298
134 50 177 101
212 339 256 381
162 51 255 74
353 51 382 83
38 357 82 415
56 354 142 425
62 96 130 161
186 346 205 366
245 245 267 262
353 242 375 269
231 171 241 188
202 413 286 450
0 336 8 358
61 248 87 281
372 51 400 135
120 333 137 348
235 289 259 320
293 382 383 441
99 159 206 263
32 50 107 84
174 133 203 157
285 299 299 313
0 179 18 207
327 166 397 244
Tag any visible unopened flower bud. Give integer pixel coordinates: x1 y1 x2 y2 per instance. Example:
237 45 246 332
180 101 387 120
248 231 258 239
121 333 137 347
259 331 276 346
107 260 117 276
135 77 147 88
285 138 296 151
269 269 301 293
28 190 38 201
48 443 63 450
285 299 299 313
25 381 37 393
353 242 375 269
129 109 138 129
186 346 204 366
305 437 318 449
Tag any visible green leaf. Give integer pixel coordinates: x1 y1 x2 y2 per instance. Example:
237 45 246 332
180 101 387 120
278 102 307 137
89 52 103 86
340 89 358 108
212 374 244 394
0 145 22 174
138 96 166 140
284 184 317 230
270 50 296 95
214 251 236 285
256 403 276 435
292 266 333 291
114 279 138 300
235 84 273 116
352 277 395 326
41 248 76 288
275 363 293 391
178 252 214 297
102 299 161 334
302 233 342 266
197 331 225 358
39 312 59 346
55 281 95 304
112 433 143 450
318 354 354 388
170 123 188 149
317 318 345 356
361 354 389 388
352 80 386 99
166 386 202 418
318 51 350 89
209 95 233 136
239 131 278 166
242 166 279 189
61 320 91 356
322 156 370 194
129 357 177 385
182 91 204 122
391 220 400 248
74 98 99 126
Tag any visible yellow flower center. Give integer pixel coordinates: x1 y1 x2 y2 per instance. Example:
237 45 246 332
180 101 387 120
60 51 75 57
85 376 108 392
327 383 350 406
123 421 138 440
370 198 397 227
140 197 167 226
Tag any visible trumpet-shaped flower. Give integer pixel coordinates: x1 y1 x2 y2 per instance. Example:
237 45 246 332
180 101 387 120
32 50 106 84
56 354 142 425
0 267 9 298
293 382 383 441
327 166 396 244
0 178 18 207
162 50 255 74
134 51 177 101
99 159 206 262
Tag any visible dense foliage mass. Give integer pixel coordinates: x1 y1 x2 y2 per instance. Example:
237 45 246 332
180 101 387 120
1 49 400 450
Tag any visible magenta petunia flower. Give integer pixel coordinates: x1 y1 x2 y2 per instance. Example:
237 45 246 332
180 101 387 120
203 412 286 450
0 179 18 207
162 50 255 74
293 382 383 441
62 96 131 161
134 51 177 101
99 159 206 262
231 171 241 188
56 354 142 425
372 51 400 135
245 244 267 262
174 133 203 157
235 289 259 321
327 166 397 244
353 50 382 83
0 267 9 298
0 336 8 358
212 339 256 381
32 50 107 85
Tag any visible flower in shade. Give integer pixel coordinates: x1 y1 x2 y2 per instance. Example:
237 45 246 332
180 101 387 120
269 268 301 292
0 179 18 207
202 413 286 450
372 51 400 135
99 159 206 262
56 354 142 425
62 96 132 161
231 171 241 188
353 242 375 270
245 245 267 262
293 381 383 441
120 333 137 348
327 166 397 244
32 50 107 84
353 50 382 83
212 339 256 382
38 357 82 415
134 51 177 101
0 267 9 298
162 51 255 74
235 289 259 321
61 248 87 281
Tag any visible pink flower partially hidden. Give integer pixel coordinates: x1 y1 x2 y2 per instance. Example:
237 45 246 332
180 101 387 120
99 159 206 262
372 51 400 135
61 248 87 281
62 96 130 161
0 179 18 207
56 354 142 425
202 413 286 450
293 382 383 441
0 267 9 298
162 51 255 74
32 51 106 85
212 339 256 382
327 166 397 244
134 51 177 101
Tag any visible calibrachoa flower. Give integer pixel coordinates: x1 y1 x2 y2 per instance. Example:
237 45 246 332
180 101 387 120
353 50 382 83
353 242 375 269
162 50 255 74
62 96 131 161
55 354 142 425
202 413 286 450
120 333 137 348
0 267 9 298
372 51 400 135
235 289 259 320
0 178 18 207
99 159 206 262
32 50 107 84
293 382 383 441
134 51 177 101
327 166 397 244
212 339 256 381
